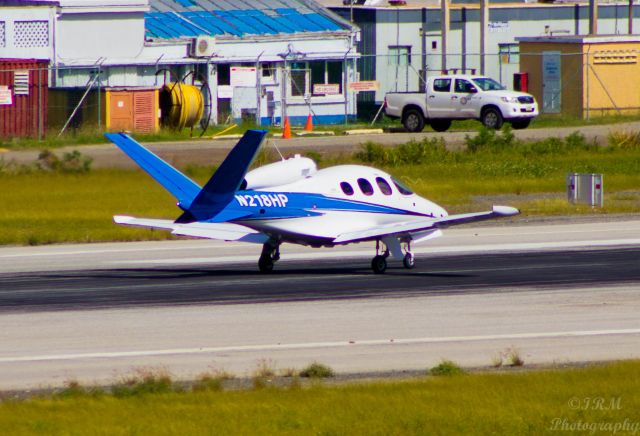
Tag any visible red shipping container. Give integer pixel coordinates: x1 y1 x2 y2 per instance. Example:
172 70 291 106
0 59 48 139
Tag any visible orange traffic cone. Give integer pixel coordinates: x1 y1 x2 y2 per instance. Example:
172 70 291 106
282 117 291 139
304 113 313 132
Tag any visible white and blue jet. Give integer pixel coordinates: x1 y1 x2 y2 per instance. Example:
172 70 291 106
106 130 518 274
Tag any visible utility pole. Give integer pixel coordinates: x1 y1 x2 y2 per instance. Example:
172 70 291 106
441 0 449 73
480 0 488 75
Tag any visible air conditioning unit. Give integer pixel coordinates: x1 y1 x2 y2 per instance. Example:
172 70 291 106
190 36 216 57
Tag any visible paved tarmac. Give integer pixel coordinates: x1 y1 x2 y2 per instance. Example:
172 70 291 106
0 220 639 390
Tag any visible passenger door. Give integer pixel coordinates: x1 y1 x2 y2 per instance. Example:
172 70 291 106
451 78 480 118
425 78 457 118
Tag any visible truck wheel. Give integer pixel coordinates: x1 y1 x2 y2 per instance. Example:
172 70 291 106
403 109 425 132
510 119 531 129
481 107 503 129
430 119 452 132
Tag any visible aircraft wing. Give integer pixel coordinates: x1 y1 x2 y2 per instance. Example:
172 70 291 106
333 206 518 244
113 215 268 244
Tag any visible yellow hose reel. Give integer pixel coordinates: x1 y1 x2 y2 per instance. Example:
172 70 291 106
160 83 204 129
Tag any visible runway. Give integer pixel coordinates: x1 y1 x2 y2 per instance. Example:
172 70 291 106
0 219 639 389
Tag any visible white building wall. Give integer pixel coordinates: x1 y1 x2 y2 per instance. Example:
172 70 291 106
0 6 55 60
55 13 146 62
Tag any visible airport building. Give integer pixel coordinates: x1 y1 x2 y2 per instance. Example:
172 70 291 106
0 0 359 137
322 0 640 117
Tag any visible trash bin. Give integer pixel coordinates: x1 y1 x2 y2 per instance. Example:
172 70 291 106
513 72 529 92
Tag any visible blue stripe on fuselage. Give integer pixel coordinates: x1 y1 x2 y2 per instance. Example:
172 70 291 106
209 191 421 222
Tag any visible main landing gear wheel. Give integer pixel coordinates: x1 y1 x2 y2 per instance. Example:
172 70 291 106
371 255 387 274
403 252 415 269
258 242 280 273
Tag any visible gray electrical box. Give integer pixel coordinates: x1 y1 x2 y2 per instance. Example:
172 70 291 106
567 173 604 207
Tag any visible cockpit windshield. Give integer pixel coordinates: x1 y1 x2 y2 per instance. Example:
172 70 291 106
391 177 414 195
471 77 505 91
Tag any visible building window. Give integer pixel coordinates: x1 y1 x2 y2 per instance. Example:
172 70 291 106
499 43 520 64
217 64 230 85
261 62 275 78
0 22 5 48
14 20 49 48
340 182 354 196
310 60 342 95
289 61 344 97
388 46 411 66
289 62 307 97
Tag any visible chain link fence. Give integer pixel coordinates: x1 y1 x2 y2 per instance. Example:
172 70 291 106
1 49 636 138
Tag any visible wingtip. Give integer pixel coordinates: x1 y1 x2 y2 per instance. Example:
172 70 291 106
492 205 520 216
113 215 135 224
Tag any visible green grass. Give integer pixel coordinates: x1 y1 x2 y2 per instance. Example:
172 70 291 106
0 170 179 245
1 361 639 435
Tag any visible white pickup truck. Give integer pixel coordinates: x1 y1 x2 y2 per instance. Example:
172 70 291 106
384 75 539 132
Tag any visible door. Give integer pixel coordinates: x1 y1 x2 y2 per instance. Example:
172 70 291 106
542 51 561 113
426 77 457 118
109 92 133 131
452 78 479 118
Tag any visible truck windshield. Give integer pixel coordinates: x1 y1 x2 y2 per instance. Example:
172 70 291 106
472 78 505 91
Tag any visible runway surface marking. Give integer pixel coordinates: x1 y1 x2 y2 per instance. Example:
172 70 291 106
2 239 639 262
2 328 639 363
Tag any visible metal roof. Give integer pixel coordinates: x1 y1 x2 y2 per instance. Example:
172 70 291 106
145 0 349 39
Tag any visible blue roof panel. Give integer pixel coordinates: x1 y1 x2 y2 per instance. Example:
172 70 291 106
145 1 349 39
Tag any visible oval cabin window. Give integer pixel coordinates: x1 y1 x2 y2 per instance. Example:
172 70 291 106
376 177 393 195
357 178 374 196
340 181 354 196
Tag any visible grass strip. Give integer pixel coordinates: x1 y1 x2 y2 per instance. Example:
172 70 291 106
0 360 639 435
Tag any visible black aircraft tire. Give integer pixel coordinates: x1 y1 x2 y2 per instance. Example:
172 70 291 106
371 255 388 274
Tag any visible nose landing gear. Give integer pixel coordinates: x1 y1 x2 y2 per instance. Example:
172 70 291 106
403 251 415 269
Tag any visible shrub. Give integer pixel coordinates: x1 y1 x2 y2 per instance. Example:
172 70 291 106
299 362 334 379
193 370 234 392
508 348 525 367
112 368 175 397
429 360 466 376
608 129 640 150
465 125 518 153
37 149 93 173
355 141 389 165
